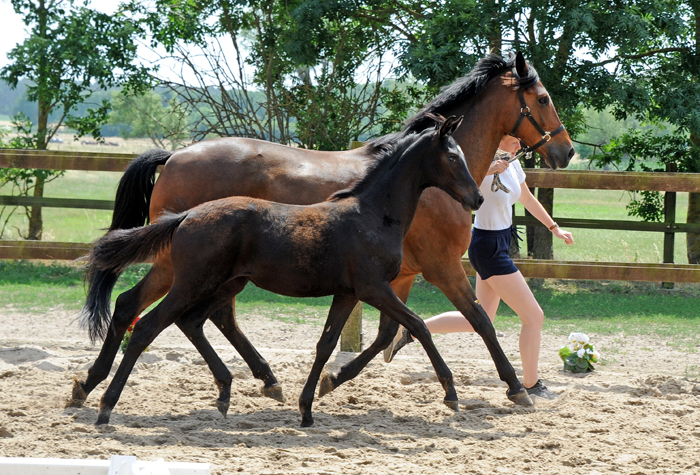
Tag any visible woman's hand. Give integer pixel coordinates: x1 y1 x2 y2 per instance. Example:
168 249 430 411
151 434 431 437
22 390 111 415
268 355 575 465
488 159 509 175
552 227 574 245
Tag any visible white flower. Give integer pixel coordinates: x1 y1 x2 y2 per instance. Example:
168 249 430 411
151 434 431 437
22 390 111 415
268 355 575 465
592 351 600 360
577 349 586 358
586 348 594 354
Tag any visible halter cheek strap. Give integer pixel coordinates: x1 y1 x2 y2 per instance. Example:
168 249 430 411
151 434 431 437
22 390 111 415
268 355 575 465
508 69 566 155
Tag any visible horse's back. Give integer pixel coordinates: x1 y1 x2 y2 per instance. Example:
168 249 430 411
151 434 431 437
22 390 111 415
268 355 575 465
149 137 368 220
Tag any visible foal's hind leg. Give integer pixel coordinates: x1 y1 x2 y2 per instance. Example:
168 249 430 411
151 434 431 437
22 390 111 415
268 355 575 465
299 294 358 427
208 302 284 402
318 272 415 396
69 261 173 407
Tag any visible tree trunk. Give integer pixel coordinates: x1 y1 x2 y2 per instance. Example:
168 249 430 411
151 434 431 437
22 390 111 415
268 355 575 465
27 175 45 240
533 186 554 260
27 0 49 241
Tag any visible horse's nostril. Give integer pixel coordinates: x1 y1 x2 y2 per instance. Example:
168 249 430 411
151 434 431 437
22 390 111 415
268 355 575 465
568 147 575 159
476 195 484 209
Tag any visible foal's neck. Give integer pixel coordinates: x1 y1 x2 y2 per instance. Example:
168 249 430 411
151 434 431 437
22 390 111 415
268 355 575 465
357 136 433 238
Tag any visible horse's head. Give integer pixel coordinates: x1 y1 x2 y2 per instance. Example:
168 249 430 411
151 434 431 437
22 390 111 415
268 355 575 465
422 114 484 211
505 51 574 170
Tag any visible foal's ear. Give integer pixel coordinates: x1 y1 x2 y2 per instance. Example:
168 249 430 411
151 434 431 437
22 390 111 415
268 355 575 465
439 115 463 138
515 51 529 77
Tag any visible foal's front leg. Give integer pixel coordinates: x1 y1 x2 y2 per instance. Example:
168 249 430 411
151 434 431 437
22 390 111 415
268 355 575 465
298 294 358 427
359 282 459 411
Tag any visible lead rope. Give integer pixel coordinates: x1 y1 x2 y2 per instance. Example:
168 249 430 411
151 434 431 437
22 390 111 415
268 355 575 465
490 149 532 193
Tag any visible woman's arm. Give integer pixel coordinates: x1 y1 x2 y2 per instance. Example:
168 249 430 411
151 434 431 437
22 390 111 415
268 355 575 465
519 181 574 245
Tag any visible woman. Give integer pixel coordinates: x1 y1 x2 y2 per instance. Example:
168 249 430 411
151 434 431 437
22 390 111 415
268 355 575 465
384 134 574 400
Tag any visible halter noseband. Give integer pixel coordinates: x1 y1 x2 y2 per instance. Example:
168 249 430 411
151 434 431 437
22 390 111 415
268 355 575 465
508 68 566 156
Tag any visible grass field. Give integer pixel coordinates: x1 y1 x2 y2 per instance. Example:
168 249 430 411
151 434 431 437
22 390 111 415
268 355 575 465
0 260 698 353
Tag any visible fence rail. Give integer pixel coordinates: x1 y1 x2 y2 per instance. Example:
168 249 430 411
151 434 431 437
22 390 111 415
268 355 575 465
1 148 699 285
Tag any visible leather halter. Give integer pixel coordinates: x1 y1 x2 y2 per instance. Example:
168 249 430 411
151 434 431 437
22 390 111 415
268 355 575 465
508 68 566 155
490 68 566 193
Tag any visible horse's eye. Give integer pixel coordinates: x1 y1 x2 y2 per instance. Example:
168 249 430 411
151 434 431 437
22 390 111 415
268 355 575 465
538 96 549 105
448 155 457 162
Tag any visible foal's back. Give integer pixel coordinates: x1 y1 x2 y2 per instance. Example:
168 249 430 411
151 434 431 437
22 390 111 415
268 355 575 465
170 195 394 299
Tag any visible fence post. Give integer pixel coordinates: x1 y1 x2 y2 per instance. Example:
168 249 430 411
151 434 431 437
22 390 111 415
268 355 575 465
662 162 678 289
340 140 365 352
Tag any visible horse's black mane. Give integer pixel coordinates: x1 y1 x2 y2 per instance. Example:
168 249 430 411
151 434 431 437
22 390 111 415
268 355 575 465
404 53 539 133
328 115 445 201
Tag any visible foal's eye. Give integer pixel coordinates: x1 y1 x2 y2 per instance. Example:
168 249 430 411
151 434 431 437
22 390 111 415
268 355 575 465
538 96 549 105
448 155 457 162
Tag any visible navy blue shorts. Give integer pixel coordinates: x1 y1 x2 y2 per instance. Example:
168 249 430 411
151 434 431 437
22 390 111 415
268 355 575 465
467 227 519 280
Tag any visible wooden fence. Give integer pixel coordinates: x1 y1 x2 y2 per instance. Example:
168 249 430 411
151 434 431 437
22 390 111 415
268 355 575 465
2 148 698 282
1 148 699 351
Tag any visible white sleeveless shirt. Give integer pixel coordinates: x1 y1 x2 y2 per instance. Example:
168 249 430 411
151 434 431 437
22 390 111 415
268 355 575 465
473 156 526 230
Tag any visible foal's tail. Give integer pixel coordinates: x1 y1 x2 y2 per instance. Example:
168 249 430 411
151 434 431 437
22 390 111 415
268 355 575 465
79 212 188 343
110 148 172 231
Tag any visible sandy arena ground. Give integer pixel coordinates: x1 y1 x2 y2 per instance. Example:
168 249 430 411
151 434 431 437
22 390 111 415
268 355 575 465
1 308 699 474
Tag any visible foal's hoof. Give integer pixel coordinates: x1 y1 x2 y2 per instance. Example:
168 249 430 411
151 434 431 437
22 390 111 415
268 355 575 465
318 372 336 398
216 400 230 418
300 417 314 428
507 387 534 406
95 408 112 426
443 398 460 412
262 384 285 403
66 378 87 408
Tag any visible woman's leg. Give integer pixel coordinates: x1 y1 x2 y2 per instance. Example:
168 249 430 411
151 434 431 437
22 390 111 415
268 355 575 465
422 274 499 333
481 271 544 388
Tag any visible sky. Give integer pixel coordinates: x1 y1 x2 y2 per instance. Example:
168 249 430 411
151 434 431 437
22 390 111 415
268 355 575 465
0 0 124 69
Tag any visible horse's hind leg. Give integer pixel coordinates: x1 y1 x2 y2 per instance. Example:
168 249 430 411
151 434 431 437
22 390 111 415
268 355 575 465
319 272 415 397
69 260 173 407
299 294 358 427
175 309 234 418
208 301 284 402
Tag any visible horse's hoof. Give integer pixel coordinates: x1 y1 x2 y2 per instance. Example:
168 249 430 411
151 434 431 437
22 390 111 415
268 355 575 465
507 388 534 406
262 384 285 403
66 378 87 408
216 400 230 418
300 418 314 428
318 372 336 398
95 409 112 426
443 398 460 412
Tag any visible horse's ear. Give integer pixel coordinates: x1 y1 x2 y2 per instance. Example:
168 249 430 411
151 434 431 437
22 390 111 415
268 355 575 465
440 115 463 138
515 51 529 77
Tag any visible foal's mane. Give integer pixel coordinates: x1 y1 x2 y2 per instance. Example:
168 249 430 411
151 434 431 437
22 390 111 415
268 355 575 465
328 115 445 202
404 53 539 133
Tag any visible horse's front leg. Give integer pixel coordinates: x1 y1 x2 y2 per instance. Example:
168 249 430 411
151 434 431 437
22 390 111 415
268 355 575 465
318 272 415 397
208 299 284 402
421 263 532 406
298 294 358 427
359 283 459 411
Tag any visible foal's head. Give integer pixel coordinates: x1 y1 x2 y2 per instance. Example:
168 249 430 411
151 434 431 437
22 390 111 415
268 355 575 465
420 114 484 211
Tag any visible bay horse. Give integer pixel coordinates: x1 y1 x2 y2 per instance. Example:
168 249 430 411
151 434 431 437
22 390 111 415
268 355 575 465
85 116 481 426
72 52 573 413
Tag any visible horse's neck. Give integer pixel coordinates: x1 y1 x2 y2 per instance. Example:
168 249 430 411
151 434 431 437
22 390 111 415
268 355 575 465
446 83 512 187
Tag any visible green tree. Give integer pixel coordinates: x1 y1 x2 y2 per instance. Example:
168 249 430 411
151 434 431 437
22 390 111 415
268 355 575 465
0 0 149 239
129 0 393 149
108 90 189 150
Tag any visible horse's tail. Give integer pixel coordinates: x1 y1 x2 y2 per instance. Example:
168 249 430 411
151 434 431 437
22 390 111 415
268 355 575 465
110 148 173 231
79 211 188 343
